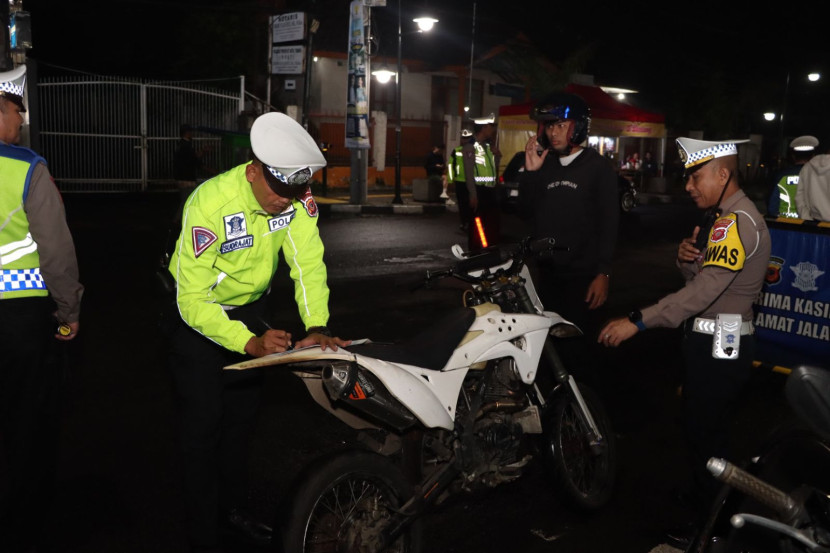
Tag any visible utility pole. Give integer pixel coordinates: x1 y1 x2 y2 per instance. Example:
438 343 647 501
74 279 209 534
7 1 33 147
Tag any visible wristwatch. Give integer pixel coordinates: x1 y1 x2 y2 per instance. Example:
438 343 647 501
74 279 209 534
307 326 333 337
628 310 646 331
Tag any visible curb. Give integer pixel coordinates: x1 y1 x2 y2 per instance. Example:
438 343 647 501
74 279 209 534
318 201 451 217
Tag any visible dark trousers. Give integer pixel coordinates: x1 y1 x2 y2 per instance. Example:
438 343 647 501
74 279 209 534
537 272 608 386
165 302 267 548
467 186 502 251
0 297 62 551
681 326 754 506
454 180 471 229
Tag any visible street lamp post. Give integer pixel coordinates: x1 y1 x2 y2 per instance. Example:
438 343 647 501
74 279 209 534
777 71 821 164
394 0 403 204
387 2 437 205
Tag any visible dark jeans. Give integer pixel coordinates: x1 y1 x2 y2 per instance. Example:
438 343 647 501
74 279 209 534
164 301 268 548
537 272 608 387
454 181 471 228
0 297 63 551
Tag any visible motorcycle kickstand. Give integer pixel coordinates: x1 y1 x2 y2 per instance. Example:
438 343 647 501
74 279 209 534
380 457 461 550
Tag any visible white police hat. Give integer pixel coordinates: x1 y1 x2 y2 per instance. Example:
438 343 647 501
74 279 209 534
676 137 749 170
0 65 27 112
472 112 496 125
790 135 819 152
250 112 326 187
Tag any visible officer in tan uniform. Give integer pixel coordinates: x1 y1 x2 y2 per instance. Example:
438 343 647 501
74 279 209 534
598 137 771 543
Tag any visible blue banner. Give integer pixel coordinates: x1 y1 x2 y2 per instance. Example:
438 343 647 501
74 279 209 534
754 219 830 368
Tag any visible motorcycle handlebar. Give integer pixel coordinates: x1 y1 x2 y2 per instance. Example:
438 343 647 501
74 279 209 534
425 237 568 286
707 458 800 520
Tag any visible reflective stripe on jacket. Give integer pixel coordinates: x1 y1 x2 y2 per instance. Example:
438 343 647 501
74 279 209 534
448 141 496 186
0 144 48 299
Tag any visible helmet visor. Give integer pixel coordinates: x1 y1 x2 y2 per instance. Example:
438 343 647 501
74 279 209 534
533 104 573 121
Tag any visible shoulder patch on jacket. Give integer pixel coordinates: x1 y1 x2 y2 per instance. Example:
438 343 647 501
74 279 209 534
192 227 217 258
298 189 318 217
703 213 746 271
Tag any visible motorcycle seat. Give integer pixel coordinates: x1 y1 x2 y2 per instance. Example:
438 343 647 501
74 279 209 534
346 307 476 371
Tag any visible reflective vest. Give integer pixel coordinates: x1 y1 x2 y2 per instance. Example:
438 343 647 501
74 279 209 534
776 174 800 218
0 144 48 299
169 163 330 353
447 141 496 187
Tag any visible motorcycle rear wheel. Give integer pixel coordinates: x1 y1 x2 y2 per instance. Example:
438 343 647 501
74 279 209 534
620 191 637 212
279 450 422 553
543 383 617 510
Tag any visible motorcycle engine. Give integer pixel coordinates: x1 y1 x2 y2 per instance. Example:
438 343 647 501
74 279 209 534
458 358 532 489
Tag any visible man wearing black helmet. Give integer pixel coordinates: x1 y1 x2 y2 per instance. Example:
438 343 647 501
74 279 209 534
518 93 619 377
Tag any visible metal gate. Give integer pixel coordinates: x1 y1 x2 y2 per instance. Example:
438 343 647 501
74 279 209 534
36 75 245 193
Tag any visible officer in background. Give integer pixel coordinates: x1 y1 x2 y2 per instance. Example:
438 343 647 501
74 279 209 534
0 65 83 552
598 137 771 547
165 112 349 552
447 114 500 249
448 126 474 232
796 147 830 222
767 135 818 218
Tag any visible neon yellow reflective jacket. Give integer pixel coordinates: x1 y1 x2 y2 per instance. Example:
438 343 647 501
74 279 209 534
447 141 496 186
169 163 330 353
0 145 48 299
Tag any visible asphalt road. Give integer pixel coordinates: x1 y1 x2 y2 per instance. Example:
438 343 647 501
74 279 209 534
35 194 793 553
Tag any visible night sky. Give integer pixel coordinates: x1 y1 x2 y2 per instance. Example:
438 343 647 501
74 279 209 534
21 0 830 143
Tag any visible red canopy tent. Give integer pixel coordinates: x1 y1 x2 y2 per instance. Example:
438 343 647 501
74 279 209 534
498 83 665 138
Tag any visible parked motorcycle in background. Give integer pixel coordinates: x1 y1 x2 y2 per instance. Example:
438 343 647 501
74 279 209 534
227 237 618 553
688 365 830 553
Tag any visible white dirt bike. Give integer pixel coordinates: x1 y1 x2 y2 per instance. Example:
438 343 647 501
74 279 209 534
226 237 617 553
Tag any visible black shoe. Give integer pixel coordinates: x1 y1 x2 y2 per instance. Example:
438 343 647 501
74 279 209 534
225 509 273 546
666 521 698 550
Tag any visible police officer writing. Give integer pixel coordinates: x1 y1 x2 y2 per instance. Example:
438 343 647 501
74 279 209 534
598 137 771 547
165 112 349 552
0 65 83 552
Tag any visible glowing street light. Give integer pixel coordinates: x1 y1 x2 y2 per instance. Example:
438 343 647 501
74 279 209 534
413 16 438 32
372 68 395 84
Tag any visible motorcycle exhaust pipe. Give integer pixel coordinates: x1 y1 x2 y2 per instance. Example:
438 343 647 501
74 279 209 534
323 362 418 432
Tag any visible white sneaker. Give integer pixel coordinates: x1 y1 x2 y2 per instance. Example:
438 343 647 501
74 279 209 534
446 199 456 206
439 192 449 199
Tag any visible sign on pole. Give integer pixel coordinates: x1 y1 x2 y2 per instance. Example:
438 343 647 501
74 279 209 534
272 12 306 44
271 45 305 74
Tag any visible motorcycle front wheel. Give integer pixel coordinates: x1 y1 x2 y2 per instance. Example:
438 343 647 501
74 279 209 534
542 383 617 510
278 450 422 553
